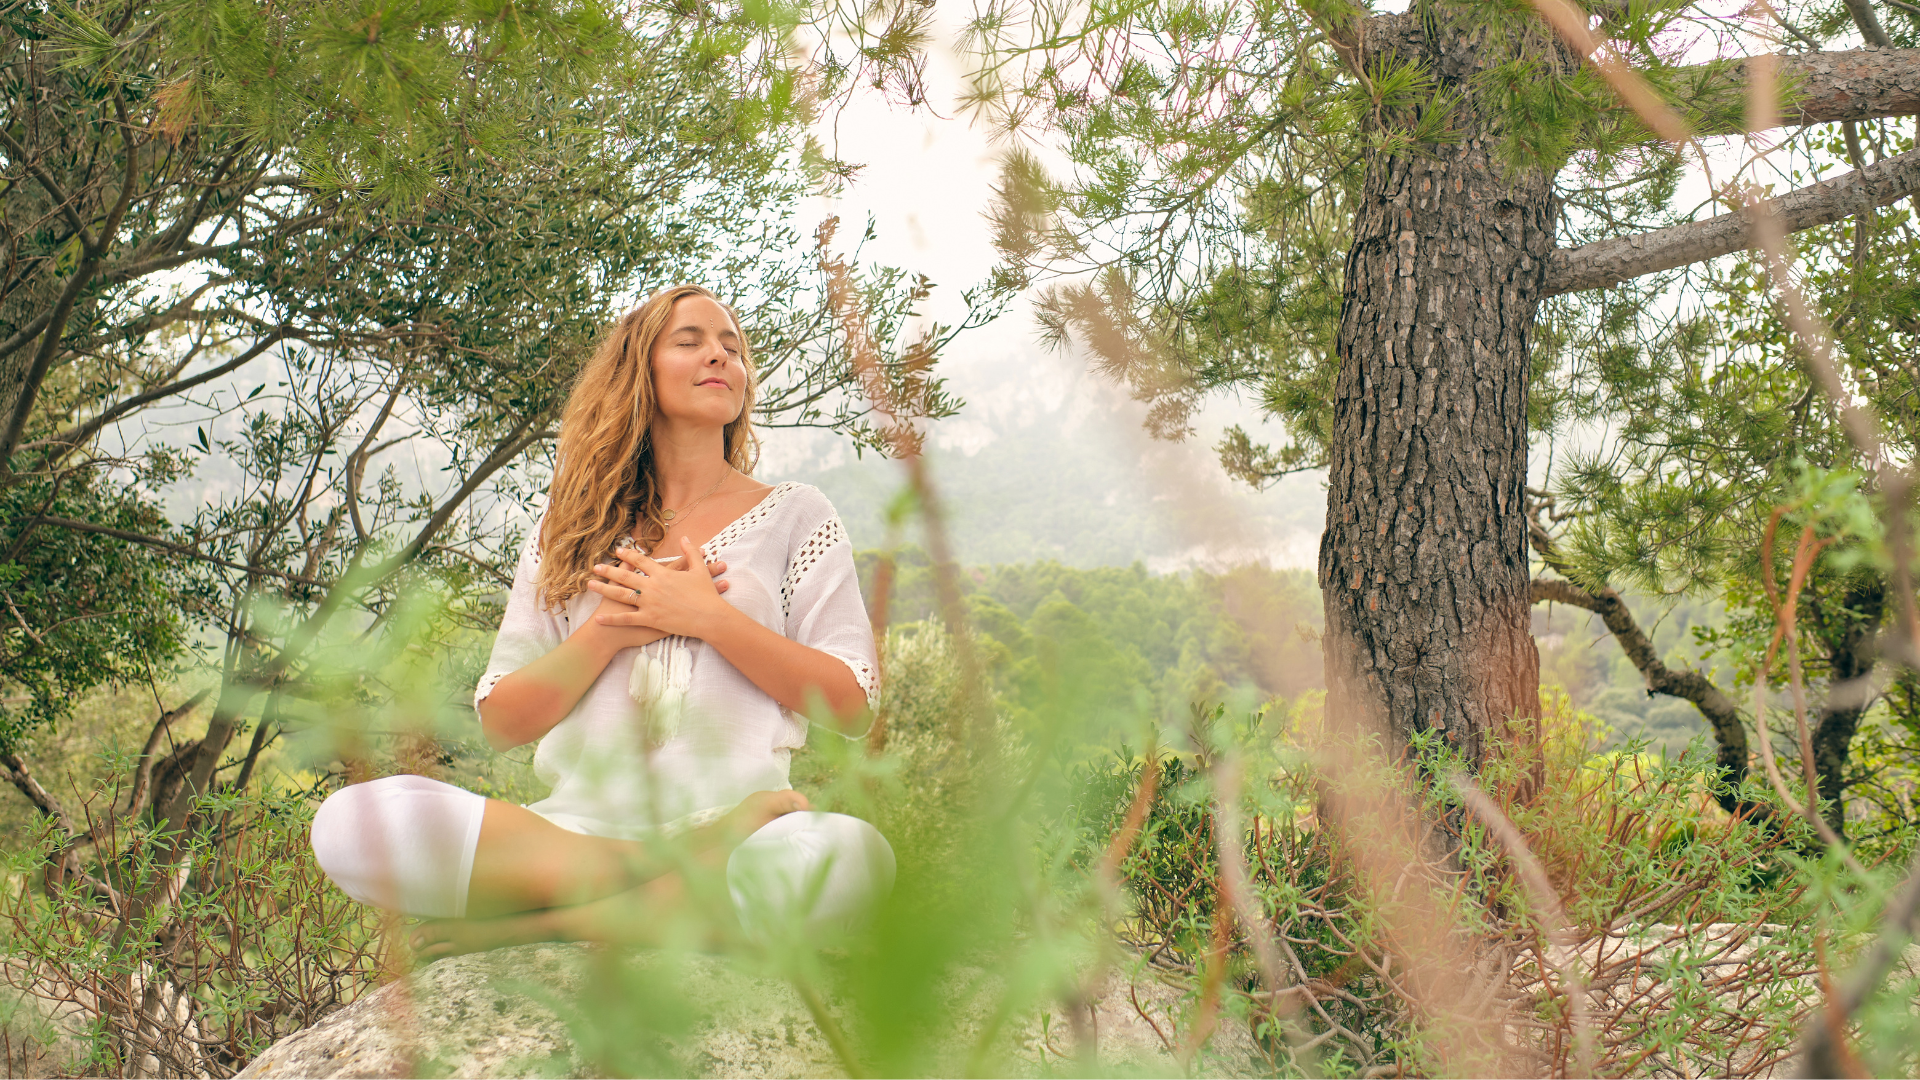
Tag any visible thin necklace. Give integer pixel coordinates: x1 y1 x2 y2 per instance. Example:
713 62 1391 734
661 465 733 523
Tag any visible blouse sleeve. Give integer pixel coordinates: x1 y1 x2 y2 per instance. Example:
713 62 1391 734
473 520 567 720
779 514 880 730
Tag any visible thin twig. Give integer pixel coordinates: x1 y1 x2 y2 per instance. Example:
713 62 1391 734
1449 774 1596 1078
1208 752 1319 1071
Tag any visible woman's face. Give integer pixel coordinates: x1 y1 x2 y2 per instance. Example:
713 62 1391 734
649 295 747 431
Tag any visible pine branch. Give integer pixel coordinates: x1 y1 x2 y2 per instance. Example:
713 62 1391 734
1544 146 1920 295
1679 48 1920 132
1840 0 1894 49
1529 577 1754 806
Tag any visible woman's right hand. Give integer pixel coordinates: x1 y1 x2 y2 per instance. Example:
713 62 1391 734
576 556 730 654
479 556 729 752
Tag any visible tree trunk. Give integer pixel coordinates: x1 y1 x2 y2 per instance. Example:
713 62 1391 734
1319 12 1554 765
1812 579 1885 838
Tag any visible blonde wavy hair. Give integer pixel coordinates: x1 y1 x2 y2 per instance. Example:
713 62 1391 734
539 284 758 609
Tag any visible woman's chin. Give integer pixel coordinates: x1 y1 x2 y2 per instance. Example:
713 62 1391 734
654 405 741 430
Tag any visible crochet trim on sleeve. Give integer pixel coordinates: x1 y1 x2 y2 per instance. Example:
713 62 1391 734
836 652 879 707
473 671 508 715
523 510 547 568
779 515 848 619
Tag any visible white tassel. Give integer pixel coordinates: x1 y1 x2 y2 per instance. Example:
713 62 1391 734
629 636 694 744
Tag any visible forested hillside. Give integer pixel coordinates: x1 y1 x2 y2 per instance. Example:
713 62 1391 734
760 354 1326 569
863 550 1324 715
860 547 1795 767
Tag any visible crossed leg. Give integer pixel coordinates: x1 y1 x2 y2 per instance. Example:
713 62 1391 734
310 777 809 962
409 861 711 961
415 794 804 959
461 792 806 917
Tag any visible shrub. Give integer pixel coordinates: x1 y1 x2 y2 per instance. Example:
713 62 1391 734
1 779 391 1078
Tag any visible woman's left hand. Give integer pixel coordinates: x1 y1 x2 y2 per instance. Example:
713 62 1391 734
587 536 739 640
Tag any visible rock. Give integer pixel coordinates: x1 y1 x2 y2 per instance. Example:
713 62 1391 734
237 944 1261 1079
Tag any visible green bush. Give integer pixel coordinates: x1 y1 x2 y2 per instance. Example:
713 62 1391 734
1 780 390 1077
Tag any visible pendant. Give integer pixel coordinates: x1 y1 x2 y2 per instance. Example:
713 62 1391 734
662 509 676 521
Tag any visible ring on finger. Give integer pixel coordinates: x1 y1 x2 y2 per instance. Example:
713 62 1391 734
629 587 641 600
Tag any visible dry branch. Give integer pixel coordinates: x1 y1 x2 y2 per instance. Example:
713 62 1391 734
1800 845 1920 1075
0 750 79 839
1450 775 1596 1077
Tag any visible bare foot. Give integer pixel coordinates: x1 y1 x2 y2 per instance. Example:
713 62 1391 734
674 790 810 866
714 789 809 843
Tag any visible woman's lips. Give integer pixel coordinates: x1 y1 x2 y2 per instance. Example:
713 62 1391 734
698 378 729 388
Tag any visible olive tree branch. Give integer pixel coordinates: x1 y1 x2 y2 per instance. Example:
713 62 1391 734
30 325 298 460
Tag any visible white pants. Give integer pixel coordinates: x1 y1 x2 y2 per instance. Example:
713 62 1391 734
309 775 894 939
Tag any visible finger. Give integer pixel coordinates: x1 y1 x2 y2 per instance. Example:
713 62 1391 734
590 563 644 590
706 559 728 578
585 580 637 603
628 550 668 577
679 537 715 586
592 609 655 626
602 560 656 589
715 580 731 594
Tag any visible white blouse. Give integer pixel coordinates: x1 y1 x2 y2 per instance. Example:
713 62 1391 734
473 482 879 839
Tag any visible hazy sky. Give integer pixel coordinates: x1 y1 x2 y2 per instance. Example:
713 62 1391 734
758 7 1332 569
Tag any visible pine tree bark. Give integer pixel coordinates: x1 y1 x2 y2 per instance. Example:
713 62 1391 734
1319 12 1554 764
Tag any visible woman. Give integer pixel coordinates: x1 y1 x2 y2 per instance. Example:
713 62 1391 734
309 285 893 961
